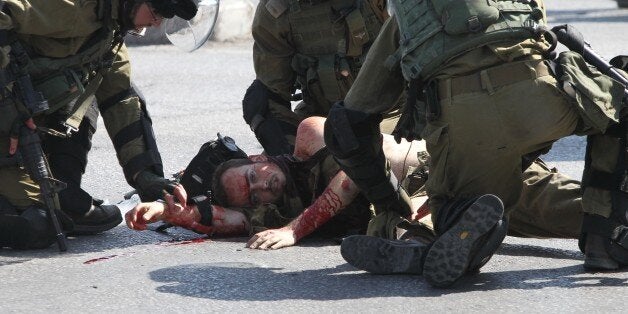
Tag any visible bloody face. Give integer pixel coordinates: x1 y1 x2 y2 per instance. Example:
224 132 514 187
220 161 287 207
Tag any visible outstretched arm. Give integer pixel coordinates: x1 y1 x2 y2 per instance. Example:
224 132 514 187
246 170 360 250
126 194 249 236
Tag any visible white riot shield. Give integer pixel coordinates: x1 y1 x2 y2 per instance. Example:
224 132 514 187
163 0 220 52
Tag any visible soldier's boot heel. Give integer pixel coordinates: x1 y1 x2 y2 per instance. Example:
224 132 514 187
341 235 428 274
423 194 505 288
584 234 620 270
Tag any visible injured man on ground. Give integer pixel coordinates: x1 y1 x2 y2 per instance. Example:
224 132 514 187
125 116 583 255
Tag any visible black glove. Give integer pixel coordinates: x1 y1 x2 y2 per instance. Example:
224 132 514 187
392 103 424 143
134 170 177 202
242 80 270 126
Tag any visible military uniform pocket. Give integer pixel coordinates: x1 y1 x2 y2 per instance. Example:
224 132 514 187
423 122 448 146
35 69 85 115
556 51 625 133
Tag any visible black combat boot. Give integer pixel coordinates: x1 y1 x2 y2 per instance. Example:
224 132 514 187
423 194 507 288
70 204 123 235
580 214 628 271
341 235 430 274
584 233 620 270
340 217 435 274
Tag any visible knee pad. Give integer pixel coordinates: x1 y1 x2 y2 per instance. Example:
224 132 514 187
324 102 381 159
0 215 33 249
0 208 54 250
21 207 56 249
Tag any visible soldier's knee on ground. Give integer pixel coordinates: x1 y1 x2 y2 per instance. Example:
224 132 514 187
21 207 56 249
0 207 54 250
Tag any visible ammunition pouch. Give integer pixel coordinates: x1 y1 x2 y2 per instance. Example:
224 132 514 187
291 53 337 113
34 68 86 115
179 133 247 203
390 0 541 82
286 0 382 111
430 0 500 35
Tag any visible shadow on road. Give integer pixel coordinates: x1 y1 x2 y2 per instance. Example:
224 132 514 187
498 243 583 261
149 261 626 301
0 225 206 260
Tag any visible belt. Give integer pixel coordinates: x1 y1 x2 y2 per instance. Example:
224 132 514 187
437 60 551 100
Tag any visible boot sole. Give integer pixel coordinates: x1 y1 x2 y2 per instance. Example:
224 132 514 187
423 194 504 288
341 235 427 274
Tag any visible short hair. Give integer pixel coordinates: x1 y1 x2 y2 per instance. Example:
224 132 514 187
211 158 255 207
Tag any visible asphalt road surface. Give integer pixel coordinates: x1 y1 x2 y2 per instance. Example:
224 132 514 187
1 0 627 312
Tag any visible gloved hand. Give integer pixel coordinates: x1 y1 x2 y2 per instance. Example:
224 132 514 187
392 100 426 144
134 170 180 202
1 97 36 155
373 187 413 218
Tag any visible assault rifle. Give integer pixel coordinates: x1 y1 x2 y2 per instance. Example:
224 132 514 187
0 32 68 251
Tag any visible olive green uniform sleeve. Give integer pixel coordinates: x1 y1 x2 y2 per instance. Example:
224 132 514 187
344 17 405 114
0 0 101 57
251 0 296 101
95 44 161 185
250 0 302 139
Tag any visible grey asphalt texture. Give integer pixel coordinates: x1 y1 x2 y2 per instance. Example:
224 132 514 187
1 0 627 312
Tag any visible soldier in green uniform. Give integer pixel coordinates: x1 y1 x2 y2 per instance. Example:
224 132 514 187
323 0 628 287
242 0 401 155
0 0 197 250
